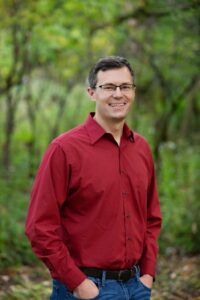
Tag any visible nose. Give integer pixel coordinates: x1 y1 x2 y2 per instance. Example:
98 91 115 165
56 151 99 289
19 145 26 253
113 86 123 97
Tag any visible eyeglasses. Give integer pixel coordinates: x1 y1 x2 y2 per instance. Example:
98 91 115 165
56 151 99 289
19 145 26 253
96 83 136 93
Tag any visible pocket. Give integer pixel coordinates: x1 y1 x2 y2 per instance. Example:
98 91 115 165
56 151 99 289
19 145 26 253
138 278 152 292
67 291 100 300
66 277 101 300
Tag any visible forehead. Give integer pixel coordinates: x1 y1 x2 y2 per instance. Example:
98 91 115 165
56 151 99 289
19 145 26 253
96 67 133 84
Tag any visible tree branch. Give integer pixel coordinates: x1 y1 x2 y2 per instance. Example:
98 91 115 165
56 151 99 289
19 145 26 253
90 2 199 34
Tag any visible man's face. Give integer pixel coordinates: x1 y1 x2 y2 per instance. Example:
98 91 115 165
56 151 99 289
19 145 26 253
88 67 135 123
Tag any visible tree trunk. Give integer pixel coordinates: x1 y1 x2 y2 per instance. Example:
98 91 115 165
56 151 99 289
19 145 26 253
2 92 15 174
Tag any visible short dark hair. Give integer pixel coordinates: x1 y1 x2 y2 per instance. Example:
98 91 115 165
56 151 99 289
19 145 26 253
88 56 134 89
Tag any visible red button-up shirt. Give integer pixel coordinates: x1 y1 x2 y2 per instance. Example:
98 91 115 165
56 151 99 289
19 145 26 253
25 113 162 290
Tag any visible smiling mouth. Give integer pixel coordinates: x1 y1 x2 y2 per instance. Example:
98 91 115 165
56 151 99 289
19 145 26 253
108 103 127 107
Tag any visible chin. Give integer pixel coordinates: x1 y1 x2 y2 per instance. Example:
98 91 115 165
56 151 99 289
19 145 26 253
110 113 127 121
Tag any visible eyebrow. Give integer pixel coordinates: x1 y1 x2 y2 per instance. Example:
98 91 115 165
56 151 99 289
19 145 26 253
99 82 133 85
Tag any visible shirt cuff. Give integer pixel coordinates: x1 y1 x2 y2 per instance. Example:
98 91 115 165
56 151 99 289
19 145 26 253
51 265 87 291
138 258 156 279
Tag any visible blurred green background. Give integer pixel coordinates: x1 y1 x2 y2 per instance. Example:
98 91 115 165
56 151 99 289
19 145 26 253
0 0 199 284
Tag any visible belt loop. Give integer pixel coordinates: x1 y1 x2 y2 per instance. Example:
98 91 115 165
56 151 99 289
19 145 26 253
134 265 140 281
101 270 106 287
137 264 140 276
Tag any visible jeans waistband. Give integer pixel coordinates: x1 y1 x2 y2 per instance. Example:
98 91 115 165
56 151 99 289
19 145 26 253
80 265 138 281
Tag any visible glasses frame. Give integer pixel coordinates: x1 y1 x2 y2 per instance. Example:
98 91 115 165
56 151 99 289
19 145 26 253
96 83 136 93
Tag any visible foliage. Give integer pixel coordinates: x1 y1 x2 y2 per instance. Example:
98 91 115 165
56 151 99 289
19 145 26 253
0 175 37 268
159 141 200 254
0 0 199 270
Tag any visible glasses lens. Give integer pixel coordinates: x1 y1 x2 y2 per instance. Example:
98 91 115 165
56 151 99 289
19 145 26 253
120 84 133 92
98 84 135 93
102 85 116 91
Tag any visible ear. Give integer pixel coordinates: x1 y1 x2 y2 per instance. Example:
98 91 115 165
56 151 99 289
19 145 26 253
87 87 96 102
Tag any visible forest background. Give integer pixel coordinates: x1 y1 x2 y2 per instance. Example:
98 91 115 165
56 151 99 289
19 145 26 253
0 0 199 299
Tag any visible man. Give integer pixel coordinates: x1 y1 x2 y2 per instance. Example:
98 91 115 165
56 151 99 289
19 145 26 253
25 56 162 300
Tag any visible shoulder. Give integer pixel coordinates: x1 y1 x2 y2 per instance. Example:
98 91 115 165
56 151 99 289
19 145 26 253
132 131 154 158
51 124 87 148
132 132 156 174
133 131 150 147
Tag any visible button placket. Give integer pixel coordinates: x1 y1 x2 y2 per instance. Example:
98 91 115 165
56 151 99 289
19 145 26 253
122 191 128 196
119 146 133 264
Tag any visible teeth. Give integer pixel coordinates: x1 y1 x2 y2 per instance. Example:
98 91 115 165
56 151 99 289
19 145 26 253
109 103 126 107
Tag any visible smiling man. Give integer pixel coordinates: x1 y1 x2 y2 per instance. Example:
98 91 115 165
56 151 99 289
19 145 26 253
25 56 162 300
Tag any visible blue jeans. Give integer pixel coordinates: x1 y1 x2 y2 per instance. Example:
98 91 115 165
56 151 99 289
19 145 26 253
50 266 151 300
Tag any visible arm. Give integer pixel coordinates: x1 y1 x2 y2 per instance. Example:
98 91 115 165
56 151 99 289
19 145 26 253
25 143 86 290
138 146 162 282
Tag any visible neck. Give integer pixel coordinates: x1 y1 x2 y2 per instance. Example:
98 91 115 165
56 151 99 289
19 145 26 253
94 114 124 145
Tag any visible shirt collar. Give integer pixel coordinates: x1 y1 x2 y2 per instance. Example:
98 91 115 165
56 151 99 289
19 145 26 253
123 122 135 142
84 112 135 144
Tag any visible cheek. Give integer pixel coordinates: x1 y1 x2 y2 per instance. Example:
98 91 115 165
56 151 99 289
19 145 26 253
127 97 134 106
95 101 107 112
96 98 109 106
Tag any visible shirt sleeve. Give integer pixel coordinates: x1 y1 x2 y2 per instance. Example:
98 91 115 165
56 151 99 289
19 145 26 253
25 142 86 290
138 144 162 279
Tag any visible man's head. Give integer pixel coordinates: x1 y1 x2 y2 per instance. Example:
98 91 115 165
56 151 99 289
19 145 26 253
87 56 136 124
88 56 134 89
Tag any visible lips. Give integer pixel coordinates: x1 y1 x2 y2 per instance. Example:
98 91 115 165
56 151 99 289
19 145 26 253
108 103 127 107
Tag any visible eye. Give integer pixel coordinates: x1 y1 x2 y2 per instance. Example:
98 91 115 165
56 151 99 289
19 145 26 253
103 85 115 91
121 84 132 91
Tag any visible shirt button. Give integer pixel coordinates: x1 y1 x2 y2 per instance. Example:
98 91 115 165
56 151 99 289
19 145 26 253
126 215 131 219
122 191 128 196
127 237 132 241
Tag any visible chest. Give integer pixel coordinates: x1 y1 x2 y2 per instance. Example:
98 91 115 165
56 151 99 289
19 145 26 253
68 141 150 194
